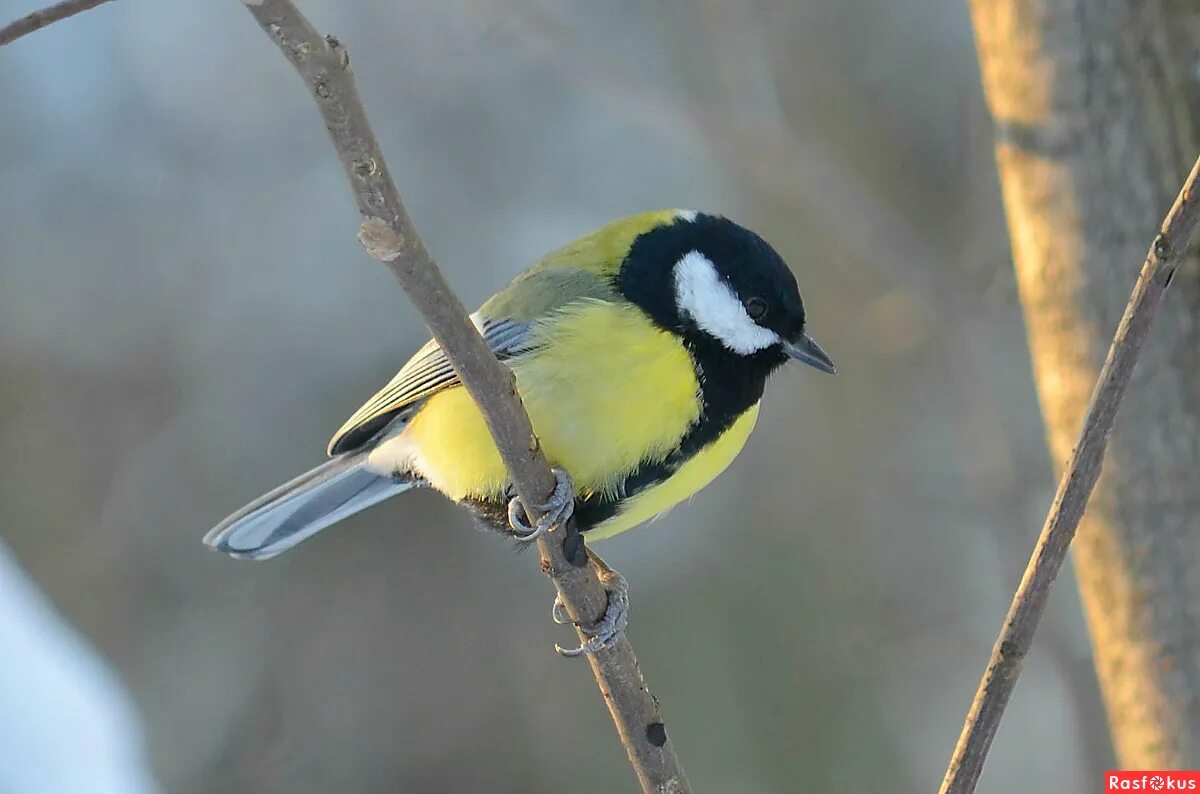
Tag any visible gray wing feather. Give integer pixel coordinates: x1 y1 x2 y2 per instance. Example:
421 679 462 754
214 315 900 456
327 315 534 455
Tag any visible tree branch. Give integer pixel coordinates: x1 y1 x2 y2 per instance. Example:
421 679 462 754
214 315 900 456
239 2 688 791
940 154 1200 794
0 0 115 46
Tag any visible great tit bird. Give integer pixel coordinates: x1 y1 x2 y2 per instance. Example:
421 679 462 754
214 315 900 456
205 210 834 564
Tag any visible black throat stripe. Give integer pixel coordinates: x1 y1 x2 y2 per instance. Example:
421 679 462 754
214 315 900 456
572 337 781 531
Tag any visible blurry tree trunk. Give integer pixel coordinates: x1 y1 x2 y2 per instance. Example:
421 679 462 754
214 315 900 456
969 0 1200 767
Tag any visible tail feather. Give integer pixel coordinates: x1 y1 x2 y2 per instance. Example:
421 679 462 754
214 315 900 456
204 454 413 560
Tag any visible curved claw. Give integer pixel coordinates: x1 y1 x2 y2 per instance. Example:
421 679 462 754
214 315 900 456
507 467 575 542
555 569 629 657
551 594 573 626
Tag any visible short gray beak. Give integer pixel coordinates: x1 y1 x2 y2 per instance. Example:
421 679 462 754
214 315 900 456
783 333 836 374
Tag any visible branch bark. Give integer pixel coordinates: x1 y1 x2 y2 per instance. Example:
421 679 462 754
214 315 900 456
0 0 690 789
939 154 1200 791
0 0 115 46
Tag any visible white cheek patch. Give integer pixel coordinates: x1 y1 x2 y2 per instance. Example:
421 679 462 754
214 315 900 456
673 250 779 354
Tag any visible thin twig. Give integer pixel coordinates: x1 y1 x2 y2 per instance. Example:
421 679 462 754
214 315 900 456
940 154 1200 794
239 2 688 792
0 0 115 46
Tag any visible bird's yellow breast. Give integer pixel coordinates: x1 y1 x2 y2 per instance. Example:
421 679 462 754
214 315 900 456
398 301 702 504
585 402 760 540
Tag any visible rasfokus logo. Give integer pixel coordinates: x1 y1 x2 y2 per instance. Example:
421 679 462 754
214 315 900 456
1107 771 1200 791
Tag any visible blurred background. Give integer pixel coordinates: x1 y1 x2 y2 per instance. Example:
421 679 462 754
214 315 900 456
0 1 1110 791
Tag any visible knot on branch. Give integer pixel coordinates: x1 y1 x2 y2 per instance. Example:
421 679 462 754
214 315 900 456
1153 233 1171 259
998 639 1026 664
324 34 349 68
563 532 587 567
357 217 405 263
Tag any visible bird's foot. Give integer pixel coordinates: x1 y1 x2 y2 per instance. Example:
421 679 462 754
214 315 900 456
507 467 575 542
553 555 629 657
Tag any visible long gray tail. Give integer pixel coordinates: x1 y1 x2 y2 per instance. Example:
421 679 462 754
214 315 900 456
204 453 413 560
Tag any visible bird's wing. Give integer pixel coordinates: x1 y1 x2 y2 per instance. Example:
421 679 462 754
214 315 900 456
329 258 620 456
327 315 536 455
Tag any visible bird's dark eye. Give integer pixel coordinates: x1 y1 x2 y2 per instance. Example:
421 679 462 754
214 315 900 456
744 297 769 321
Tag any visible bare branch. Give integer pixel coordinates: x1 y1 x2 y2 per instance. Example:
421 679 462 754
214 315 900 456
240 1 688 791
940 154 1200 794
0 0 115 46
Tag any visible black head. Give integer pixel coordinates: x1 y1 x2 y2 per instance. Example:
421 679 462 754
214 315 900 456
616 212 834 375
